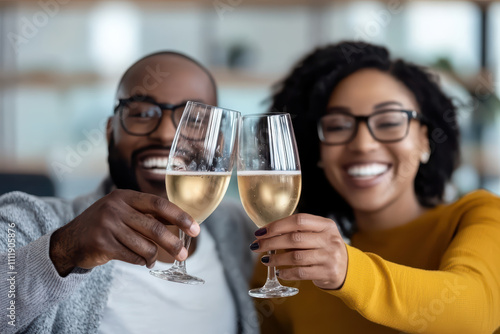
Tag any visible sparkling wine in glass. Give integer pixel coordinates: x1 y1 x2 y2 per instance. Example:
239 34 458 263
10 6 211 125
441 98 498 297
237 113 301 298
150 101 240 284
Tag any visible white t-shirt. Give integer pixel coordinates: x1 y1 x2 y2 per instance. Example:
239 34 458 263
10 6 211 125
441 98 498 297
98 227 237 334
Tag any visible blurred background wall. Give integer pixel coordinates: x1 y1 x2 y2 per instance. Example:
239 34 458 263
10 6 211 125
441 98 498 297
0 0 499 199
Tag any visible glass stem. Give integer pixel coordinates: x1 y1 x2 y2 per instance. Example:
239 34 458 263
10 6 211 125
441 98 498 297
263 250 282 290
171 230 192 273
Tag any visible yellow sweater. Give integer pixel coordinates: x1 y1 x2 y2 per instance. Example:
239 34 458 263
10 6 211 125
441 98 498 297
252 190 500 333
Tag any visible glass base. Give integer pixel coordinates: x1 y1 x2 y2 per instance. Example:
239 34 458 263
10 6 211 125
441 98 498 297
249 285 299 298
149 268 205 285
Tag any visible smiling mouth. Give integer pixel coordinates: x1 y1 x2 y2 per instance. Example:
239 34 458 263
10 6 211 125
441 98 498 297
139 156 169 174
346 163 391 180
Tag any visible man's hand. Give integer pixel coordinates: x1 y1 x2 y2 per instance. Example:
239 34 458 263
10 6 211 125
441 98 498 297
49 189 199 277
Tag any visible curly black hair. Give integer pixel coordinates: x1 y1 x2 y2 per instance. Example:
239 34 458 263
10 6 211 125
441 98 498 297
269 41 460 235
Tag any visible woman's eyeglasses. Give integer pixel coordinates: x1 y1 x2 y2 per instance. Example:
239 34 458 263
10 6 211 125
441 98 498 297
317 109 425 145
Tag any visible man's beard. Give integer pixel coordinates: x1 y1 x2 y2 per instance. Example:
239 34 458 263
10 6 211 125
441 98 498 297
107 136 140 191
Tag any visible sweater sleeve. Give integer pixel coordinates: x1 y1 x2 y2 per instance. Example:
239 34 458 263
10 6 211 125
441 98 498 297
0 192 91 333
327 199 500 333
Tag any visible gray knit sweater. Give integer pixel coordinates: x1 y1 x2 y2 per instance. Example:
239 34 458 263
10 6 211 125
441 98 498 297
0 179 260 334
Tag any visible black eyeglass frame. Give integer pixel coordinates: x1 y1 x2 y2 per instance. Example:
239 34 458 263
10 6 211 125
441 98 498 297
114 96 187 136
317 109 425 145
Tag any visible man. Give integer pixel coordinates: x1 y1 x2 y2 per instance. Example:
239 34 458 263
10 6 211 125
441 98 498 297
0 52 258 334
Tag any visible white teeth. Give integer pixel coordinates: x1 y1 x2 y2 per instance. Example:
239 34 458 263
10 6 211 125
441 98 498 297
347 163 389 178
143 157 169 169
150 168 167 174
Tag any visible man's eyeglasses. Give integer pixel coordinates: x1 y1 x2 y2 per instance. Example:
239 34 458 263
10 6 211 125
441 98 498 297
114 96 187 136
317 109 425 145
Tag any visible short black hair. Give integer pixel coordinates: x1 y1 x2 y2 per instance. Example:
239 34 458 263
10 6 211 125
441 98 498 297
270 41 460 235
116 51 217 104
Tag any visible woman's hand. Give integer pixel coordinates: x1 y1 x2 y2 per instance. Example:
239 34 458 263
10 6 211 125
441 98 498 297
250 213 348 290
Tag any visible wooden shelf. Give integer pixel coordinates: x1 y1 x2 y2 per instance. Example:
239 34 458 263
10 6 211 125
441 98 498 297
0 71 106 89
0 67 280 89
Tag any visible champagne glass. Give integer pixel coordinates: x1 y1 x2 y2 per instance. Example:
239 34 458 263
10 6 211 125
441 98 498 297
150 101 240 284
237 113 301 298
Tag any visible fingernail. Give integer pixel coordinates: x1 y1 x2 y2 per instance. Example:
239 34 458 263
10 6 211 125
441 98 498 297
189 222 200 236
255 228 267 237
249 242 259 251
178 247 188 260
261 256 269 264
147 261 156 269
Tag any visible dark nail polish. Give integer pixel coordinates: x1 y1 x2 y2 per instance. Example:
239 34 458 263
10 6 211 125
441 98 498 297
249 242 260 251
254 228 267 237
261 256 269 264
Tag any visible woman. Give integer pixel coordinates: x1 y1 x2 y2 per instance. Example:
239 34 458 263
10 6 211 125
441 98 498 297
250 42 500 333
